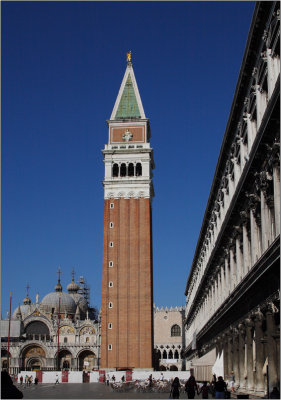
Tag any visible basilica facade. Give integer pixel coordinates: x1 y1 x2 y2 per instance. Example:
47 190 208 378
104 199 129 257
184 2 280 396
1 275 100 375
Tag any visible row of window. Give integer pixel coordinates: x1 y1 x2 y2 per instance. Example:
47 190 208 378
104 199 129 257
62 337 91 343
112 163 142 177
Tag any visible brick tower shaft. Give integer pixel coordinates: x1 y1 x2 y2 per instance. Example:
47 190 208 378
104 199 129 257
100 54 154 370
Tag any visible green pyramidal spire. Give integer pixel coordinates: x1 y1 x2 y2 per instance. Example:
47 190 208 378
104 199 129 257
110 53 146 120
115 74 141 119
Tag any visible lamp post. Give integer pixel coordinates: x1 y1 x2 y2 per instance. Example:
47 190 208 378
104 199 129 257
57 293 61 371
7 292 12 373
97 313 101 370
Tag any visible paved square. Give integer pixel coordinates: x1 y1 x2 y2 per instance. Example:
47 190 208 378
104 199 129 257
15 382 201 399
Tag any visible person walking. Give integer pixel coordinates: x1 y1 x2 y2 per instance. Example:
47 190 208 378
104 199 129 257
270 387 280 399
55 373 59 384
171 377 181 399
214 376 227 399
185 375 198 399
198 381 211 399
19 376 23 385
228 372 235 393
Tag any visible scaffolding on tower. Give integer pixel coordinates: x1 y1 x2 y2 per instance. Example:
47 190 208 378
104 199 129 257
78 276 90 305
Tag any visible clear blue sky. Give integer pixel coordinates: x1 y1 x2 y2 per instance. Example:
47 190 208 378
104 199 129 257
2 1 255 316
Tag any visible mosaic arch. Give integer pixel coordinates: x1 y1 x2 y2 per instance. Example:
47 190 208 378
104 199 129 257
21 345 46 370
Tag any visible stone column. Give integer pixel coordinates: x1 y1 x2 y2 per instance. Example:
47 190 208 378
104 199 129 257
240 211 251 275
254 310 266 394
245 317 254 391
212 281 215 314
229 242 236 290
265 303 279 392
244 111 256 150
224 250 230 297
238 136 247 170
260 190 271 252
213 277 218 313
232 328 240 389
272 155 280 236
222 188 229 215
234 228 243 283
266 48 276 98
227 173 235 202
220 262 225 301
222 334 229 379
247 193 261 265
257 170 274 251
238 323 247 390
227 330 233 379
256 85 268 129
232 157 241 187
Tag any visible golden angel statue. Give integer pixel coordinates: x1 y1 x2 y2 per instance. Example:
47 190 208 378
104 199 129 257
126 51 132 62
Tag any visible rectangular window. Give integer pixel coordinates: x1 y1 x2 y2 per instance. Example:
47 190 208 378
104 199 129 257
108 323 112 329
108 302 113 308
109 261 113 267
110 203 114 209
109 242 113 247
109 281 113 288
109 222 114 228
108 344 112 350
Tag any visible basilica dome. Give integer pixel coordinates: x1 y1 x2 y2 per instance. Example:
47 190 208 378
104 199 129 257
67 281 80 293
69 293 88 314
40 292 76 315
12 304 34 320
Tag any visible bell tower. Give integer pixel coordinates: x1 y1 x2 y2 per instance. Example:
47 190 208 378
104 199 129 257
100 52 154 370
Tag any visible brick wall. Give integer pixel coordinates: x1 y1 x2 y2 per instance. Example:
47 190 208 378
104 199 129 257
100 198 153 369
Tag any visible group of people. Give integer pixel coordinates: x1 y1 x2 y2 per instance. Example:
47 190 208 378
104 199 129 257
19 374 38 386
170 374 229 399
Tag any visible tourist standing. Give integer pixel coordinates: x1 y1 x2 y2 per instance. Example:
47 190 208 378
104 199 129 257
214 376 227 399
171 377 181 399
185 375 198 399
228 371 235 393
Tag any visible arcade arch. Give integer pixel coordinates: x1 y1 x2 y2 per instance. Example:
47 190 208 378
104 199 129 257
77 350 96 371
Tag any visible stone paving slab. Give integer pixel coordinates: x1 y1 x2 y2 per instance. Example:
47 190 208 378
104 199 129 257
15 383 202 399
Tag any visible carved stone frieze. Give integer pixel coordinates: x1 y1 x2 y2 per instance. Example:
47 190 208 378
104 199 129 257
244 317 254 329
238 323 246 336
240 210 249 225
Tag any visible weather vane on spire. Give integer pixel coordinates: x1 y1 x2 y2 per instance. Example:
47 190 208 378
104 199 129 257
126 50 132 63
